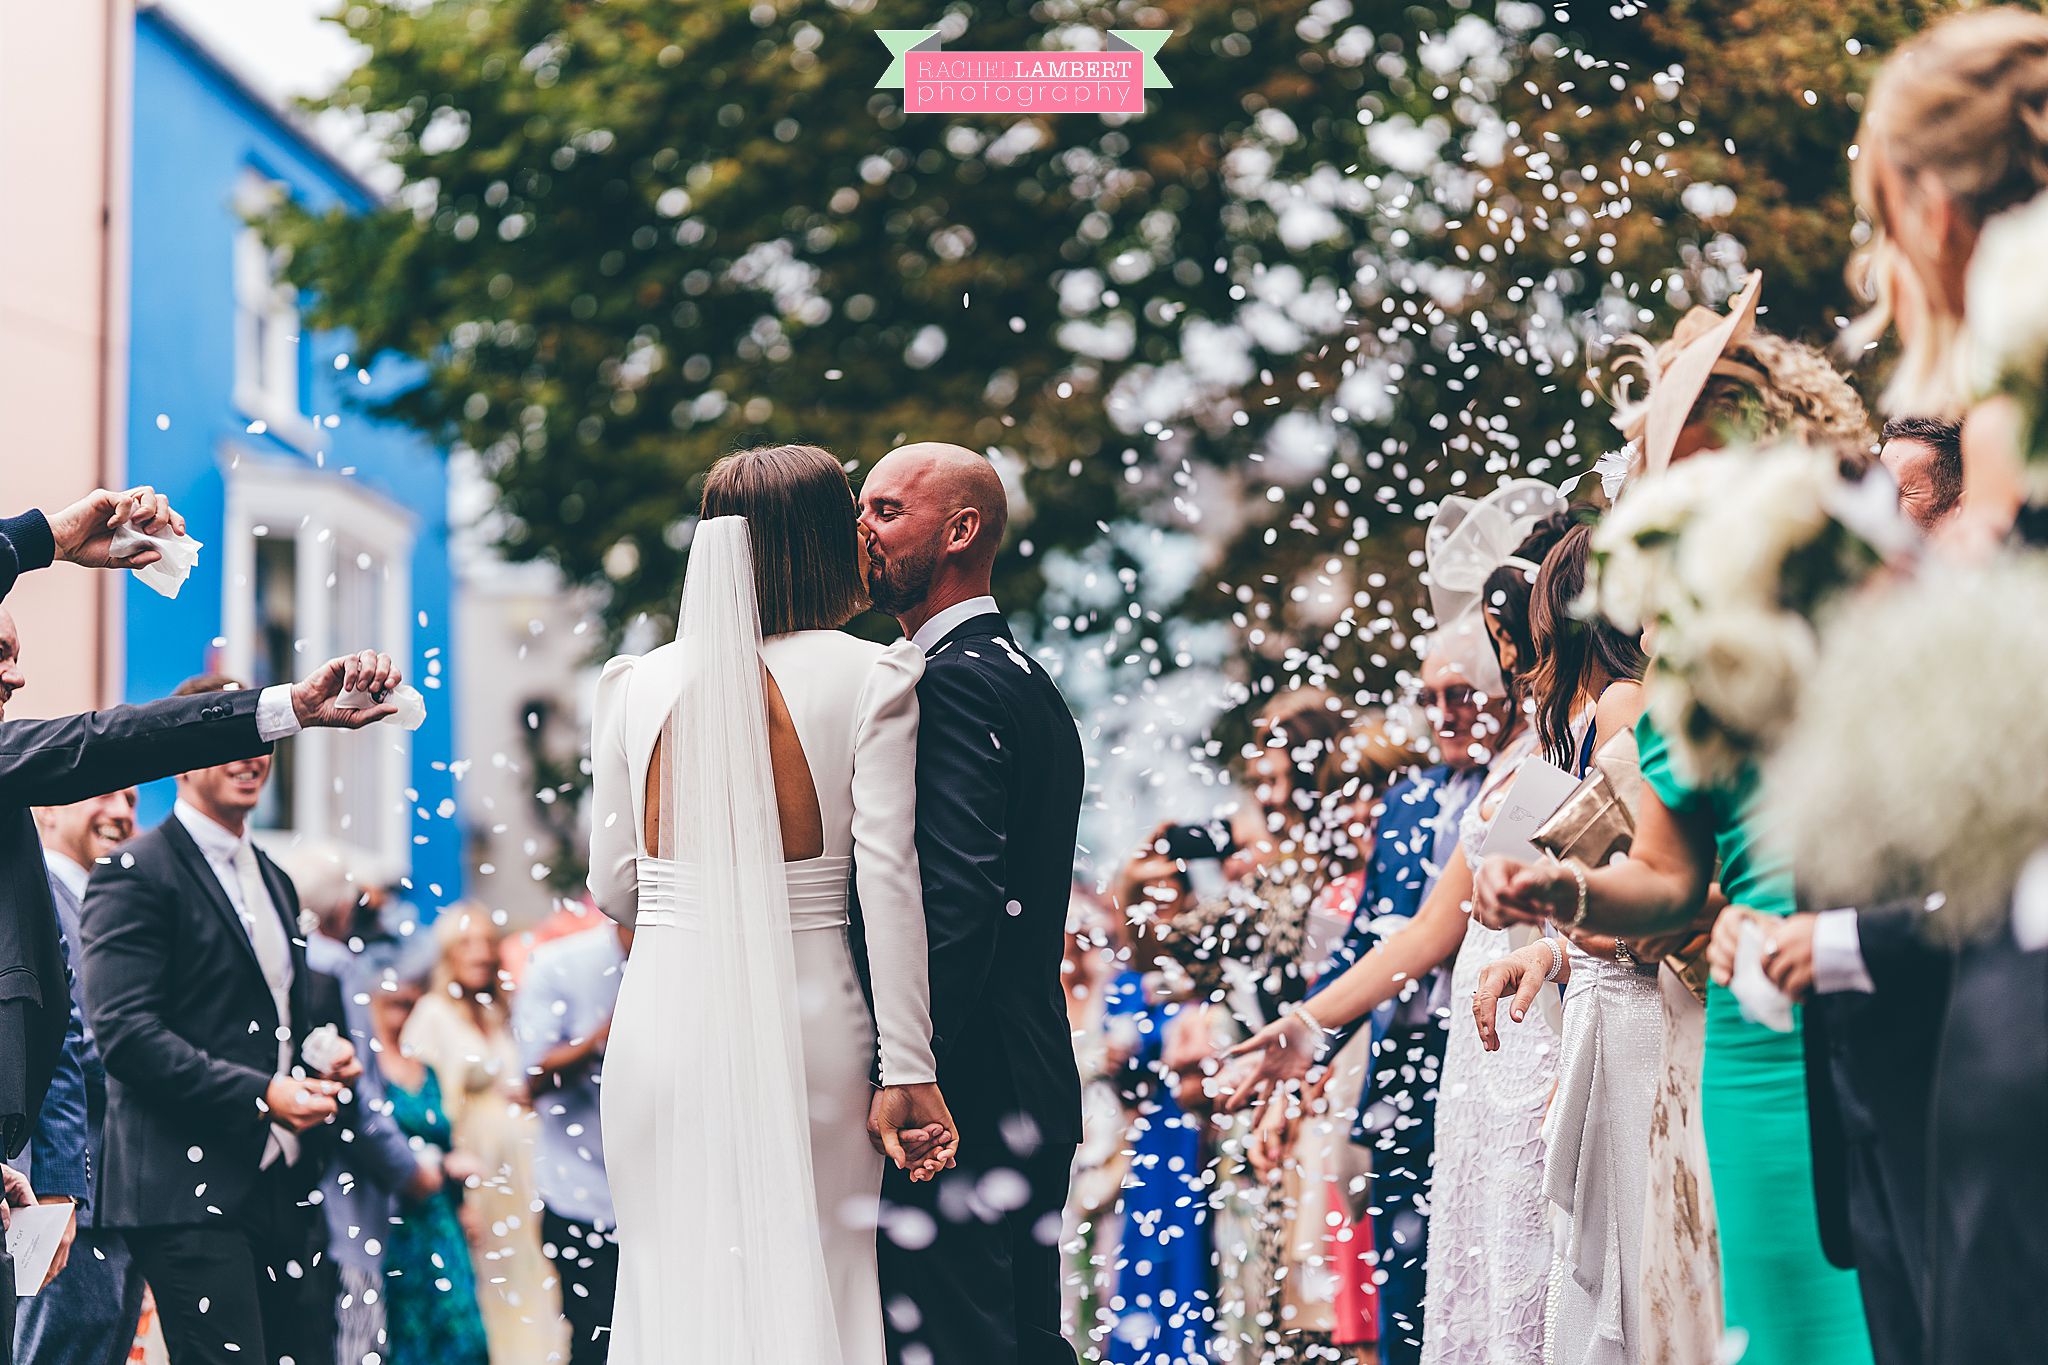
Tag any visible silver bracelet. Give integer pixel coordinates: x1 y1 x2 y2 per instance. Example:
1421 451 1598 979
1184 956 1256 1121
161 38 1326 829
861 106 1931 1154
1286 1002 1331 1061
1542 935 1566 983
1556 859 1591 928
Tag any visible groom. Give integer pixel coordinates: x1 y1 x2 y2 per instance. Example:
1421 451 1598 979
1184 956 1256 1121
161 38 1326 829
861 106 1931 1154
860 443 1085 1365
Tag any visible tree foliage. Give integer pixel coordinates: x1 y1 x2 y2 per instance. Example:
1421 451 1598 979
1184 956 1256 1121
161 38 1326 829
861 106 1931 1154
270 0 2024 852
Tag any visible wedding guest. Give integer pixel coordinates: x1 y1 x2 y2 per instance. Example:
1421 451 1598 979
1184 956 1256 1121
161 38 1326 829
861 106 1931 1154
17 789 141 1364
278 841 445 1365
1254 723 1416 1365
1102 849 1215 1365
1060 890 1132 1352
1172 687 1348 1363
512 920 630 1365
1879 416 1966 532
1461 524 1665 1365
1836 13 2048 1356
1227 498 1574 1365
79 673 376 1365
1473 637 1876 1365
400 905 568 1360
371 970 490 1365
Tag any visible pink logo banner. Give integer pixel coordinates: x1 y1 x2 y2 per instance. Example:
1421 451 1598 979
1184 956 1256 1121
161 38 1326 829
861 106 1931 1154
903 51 1144 113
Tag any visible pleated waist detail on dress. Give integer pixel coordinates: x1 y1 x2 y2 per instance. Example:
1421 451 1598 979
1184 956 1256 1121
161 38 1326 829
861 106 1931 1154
633 854 853 931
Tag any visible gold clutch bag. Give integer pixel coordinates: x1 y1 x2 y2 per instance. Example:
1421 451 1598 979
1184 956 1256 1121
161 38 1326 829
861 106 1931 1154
1532 728 1710 1001
1531 730 1644 870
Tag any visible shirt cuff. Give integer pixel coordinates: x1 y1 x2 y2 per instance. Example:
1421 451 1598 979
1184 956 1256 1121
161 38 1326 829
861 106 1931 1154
256 685 302 742
1811 908 1876 995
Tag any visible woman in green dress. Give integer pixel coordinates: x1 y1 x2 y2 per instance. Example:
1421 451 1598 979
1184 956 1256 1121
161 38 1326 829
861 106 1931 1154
1472 714 1873 1365
368 974 492 1365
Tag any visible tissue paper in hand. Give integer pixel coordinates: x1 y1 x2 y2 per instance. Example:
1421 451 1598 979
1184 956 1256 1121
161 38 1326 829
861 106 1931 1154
301 1023 352 1077
108 526 203 599
333 682 428 732
1730 918 1796 1033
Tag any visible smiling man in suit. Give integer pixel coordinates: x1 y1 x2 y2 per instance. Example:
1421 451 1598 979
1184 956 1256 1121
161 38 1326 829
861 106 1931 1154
859 443 1087 1365
79 673 377 1365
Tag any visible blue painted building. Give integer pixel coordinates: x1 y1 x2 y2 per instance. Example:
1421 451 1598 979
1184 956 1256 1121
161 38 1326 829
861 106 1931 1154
123 8 461 907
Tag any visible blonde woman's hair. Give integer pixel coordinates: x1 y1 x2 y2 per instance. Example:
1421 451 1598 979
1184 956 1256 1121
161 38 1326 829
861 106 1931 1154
428 902 509 1026
1848 8 2048 414
1605 327 1873 458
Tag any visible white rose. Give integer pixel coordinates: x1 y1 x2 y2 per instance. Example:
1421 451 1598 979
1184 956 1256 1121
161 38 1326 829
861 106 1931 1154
1966 189 2048 397
1672 606 1815 740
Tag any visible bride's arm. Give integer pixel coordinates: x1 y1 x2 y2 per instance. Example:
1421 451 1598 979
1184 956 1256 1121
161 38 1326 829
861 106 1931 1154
851 642 938 1087
586 655 641 927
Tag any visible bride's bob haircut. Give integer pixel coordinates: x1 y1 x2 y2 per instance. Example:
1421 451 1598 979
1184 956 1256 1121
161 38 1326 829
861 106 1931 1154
700 443 869 635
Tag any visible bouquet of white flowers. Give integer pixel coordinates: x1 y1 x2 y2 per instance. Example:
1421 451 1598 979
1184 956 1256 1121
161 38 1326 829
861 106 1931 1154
1765 552 2048 942
1968 187 2048 488
1586 442 1906 786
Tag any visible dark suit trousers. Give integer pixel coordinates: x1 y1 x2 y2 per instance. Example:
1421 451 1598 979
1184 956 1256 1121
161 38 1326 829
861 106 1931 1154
16 1225 145 1365
1366 1023 1443 1365
126 1163 333 1365
879 1105 1078 1365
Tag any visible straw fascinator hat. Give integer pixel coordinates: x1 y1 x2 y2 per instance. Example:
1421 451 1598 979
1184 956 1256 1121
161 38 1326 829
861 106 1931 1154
1424 479 1567 697
1605 271 1766 488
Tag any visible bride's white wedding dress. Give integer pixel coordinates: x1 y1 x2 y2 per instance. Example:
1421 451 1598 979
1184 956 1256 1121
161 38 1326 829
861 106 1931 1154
587 519 938 1365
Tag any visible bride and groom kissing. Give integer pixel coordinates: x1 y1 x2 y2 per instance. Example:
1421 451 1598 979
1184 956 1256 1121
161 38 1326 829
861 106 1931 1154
586 440 1086 1365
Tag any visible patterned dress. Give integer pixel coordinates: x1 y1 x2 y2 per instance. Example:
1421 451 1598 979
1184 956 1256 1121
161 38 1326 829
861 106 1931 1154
384 1067 491 1365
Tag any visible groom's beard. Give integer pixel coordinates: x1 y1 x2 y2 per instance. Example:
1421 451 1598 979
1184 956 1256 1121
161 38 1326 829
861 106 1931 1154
867 542 939 615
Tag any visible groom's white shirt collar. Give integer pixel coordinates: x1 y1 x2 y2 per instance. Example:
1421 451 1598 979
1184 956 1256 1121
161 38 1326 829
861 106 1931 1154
911 595 999 654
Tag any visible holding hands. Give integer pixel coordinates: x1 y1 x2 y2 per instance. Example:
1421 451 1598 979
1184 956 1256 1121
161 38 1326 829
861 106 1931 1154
868 1082 959 1183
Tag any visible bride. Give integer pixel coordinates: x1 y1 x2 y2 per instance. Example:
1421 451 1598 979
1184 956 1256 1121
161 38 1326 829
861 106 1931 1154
588 443 959 1364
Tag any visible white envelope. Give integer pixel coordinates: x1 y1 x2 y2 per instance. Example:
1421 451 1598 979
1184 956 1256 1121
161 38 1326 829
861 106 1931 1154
1477 757 1584 865
8 1199 74 1296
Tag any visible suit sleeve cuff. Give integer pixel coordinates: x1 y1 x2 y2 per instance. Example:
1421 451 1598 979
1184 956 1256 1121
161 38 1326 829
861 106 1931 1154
0 510 55 575
256 685 302 742
1811 908 1877 995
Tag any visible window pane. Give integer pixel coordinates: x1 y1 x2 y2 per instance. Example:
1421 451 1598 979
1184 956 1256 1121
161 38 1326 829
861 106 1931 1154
251 534 297 832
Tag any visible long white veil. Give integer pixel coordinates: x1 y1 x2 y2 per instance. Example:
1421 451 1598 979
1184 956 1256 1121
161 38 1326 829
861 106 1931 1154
653 514 841 1360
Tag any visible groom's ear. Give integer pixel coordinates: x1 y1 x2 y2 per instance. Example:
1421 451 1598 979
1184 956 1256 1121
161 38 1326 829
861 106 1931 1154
947 506 983 551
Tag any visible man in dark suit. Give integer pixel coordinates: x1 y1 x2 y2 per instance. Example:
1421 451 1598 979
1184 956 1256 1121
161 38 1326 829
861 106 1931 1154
0 604 402 1358
1740 898 1948 1365
860 442 1087 1365
77 670 392 1365
17 787 145 1363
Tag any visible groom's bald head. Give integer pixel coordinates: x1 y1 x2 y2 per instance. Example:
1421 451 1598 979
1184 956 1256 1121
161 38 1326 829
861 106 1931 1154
858 442 1009 626
868 443 1008 561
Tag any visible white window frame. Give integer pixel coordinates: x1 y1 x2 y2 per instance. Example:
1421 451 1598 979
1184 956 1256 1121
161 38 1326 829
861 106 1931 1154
221 450 417 878
231 173 318 450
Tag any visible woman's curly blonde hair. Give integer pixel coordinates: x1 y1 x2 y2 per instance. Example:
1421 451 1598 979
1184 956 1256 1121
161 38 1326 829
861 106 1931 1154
1846 8 2048 415
1605 326 1874 462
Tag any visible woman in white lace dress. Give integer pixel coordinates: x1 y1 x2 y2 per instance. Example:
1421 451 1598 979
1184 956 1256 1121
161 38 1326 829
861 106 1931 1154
1227 501 1575 1364
1467 526 1659 1365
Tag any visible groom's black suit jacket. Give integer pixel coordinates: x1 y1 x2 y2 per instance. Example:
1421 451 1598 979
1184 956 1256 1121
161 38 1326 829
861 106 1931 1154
912 611 1084 1143
0 687 274 1156
79 814 339 1229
